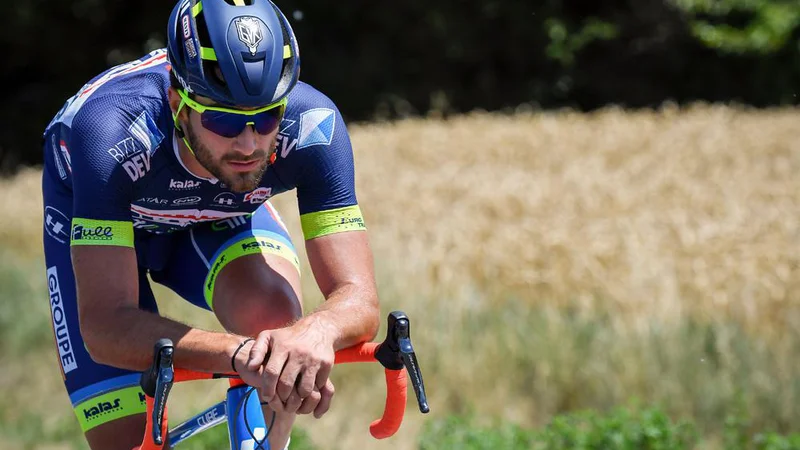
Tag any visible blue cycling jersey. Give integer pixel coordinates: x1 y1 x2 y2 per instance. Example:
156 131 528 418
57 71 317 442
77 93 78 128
40 49 367 432
43 49 365 245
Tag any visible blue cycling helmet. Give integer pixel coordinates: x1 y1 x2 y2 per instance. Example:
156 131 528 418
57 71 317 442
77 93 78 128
167 0 300 107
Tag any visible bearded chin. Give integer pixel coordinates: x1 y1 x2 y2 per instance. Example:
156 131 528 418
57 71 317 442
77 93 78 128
185 125 271 193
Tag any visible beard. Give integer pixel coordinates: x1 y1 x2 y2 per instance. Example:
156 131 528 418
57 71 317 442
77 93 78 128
185 124 275 193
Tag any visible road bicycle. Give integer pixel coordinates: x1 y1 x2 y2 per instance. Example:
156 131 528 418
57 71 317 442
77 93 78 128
133 311 429 449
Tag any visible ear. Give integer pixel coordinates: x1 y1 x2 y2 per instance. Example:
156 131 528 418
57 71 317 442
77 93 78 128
167 86 181 116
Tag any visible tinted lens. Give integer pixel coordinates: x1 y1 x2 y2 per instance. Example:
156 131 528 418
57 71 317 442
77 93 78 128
199 105 285 138
200 111 248 138
252 105 285 135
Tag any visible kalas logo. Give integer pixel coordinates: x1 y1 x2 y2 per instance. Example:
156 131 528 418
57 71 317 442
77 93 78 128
170 179 202 190
241 240 282 251
83 398 122 419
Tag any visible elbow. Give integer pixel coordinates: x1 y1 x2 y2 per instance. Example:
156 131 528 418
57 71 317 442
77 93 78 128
366 297 381 341
79 311 116 366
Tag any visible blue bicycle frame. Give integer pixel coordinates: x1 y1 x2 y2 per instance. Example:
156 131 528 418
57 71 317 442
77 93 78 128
167 385 270 449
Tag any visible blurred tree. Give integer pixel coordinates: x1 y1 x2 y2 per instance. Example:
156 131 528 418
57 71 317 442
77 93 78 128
1 0 799 172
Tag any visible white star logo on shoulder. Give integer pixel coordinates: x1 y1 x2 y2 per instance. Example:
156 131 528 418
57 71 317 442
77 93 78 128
235 16 264 56
298 108 336 149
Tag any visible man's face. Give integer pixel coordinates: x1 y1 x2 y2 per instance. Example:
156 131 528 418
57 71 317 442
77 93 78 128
183 95 279 193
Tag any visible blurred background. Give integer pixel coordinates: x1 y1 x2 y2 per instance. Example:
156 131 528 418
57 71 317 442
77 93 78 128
1 0 800 449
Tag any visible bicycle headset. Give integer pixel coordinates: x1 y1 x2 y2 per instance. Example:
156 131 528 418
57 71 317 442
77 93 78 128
166 0 301 108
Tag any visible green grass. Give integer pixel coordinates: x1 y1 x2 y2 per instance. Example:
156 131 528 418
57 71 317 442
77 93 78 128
419 405 800 450
3 251 800 449
0 251 51 356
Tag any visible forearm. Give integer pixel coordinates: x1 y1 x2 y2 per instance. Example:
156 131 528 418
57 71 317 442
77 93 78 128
82 306 245 372
296 282 380 351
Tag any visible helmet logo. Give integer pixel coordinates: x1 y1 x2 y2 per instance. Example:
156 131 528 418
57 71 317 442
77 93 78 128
235 16 264 56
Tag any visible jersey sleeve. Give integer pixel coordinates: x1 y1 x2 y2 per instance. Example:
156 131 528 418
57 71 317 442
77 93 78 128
68 96 138 248
292 100 367 240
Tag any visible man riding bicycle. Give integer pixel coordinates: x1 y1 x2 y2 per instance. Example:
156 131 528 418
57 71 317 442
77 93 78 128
41 1 380 449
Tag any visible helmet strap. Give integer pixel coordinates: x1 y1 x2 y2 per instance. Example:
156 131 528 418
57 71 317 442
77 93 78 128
172 98 195 156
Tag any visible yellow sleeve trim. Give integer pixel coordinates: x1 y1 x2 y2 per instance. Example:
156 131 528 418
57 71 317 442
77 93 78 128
70 218 134 248
300 205 366 240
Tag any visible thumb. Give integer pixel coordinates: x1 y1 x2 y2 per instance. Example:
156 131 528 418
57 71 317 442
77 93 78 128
246 331 271 371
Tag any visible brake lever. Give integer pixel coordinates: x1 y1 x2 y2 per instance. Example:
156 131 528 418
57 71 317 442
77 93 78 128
140 339 175 445
375 311 430 414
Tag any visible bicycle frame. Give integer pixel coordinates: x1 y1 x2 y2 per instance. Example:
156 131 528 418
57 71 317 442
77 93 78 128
134 311 429 450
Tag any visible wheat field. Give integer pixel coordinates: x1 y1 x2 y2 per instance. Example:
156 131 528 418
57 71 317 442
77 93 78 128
1 103 799 449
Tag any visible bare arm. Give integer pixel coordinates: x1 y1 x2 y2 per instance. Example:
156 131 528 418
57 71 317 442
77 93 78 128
243 229 380 416
301 230 381 349
72 245 244 372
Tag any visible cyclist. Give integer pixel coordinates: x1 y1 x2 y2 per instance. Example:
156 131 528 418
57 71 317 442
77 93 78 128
41 1 380 449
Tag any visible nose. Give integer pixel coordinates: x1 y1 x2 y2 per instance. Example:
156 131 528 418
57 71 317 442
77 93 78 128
232 124 259 156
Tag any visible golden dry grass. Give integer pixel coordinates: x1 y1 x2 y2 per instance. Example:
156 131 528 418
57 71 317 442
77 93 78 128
1 103 799 449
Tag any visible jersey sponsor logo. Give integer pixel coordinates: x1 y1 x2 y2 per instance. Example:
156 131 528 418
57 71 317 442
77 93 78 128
211 214 250 232
276 136 298 159
172 196 201 206
132 219 160 230
59 140 73 174
83 398 122 420
131 204 250 228
241 239 283 252
50 135 67 180
235 16 264 56
129 111 164 154
45 207 71 244
136 197 169 205
298 108 335 149
108 137 152 182
213 192 238 208
47 266 78 375
107 112 162 182
277 119 298 158
243 187 271 204
72 224 114 242
206 255 227 292
170 178 202 190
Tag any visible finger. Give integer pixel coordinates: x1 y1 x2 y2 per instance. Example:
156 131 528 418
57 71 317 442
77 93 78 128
314 356 333 391
246 331 271 372
261 345 288 400
298 362 320 399
297 388 321 415
263 394 286 414
277 356 302 402
283 389 304 414
314 379 335 419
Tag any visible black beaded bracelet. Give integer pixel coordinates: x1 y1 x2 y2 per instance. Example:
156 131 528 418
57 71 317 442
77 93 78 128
231 338 255 373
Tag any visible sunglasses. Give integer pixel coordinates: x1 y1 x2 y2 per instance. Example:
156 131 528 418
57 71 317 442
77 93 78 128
175 89 287 138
